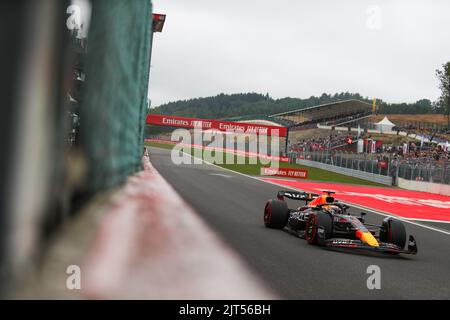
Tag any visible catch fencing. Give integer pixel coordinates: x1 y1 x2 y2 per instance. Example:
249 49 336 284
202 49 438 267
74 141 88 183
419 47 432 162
292 150 450 186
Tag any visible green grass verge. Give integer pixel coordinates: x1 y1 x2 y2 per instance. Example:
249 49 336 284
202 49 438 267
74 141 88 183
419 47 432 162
145 141 388 187
146 141 176 150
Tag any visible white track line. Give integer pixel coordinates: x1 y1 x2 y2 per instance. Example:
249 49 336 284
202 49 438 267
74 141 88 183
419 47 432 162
177 150 450 237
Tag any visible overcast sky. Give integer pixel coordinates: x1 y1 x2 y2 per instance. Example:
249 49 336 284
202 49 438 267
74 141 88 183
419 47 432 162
149 0 450 107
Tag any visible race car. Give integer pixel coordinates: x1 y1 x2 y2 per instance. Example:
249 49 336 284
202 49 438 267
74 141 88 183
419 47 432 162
263 190 418 255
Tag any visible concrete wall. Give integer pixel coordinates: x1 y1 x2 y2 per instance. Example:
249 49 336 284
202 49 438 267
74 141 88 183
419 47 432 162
296 159 393 186
397 178 450 196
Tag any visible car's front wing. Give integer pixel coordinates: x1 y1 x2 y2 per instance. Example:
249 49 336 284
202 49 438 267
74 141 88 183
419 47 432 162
324 235 418 255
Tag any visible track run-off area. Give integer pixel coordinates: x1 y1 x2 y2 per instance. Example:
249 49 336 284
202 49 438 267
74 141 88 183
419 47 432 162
149 147 450 299
261 179 450 225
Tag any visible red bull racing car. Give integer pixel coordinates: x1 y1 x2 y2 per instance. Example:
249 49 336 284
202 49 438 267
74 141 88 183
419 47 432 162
264 190 418 255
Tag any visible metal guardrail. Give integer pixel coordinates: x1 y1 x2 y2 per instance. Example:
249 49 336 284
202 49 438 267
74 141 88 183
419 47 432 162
397 162 450 184
292 151 450 186
293 151 392 175
296 159 393 185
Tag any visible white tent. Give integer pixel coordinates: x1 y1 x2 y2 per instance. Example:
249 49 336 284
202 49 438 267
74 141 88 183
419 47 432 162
375 116 396 133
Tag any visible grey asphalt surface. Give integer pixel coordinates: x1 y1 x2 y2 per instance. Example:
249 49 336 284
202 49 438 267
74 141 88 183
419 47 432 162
149 147 450 299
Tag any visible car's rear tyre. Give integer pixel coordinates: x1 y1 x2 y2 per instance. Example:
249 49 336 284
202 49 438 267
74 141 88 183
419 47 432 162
380 218 406 249
305 212 332 245
264 200 289 229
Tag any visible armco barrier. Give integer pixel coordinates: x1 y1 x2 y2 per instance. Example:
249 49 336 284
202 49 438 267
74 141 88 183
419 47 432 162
296 159 393 186
82 151 275 299
398 177 450 197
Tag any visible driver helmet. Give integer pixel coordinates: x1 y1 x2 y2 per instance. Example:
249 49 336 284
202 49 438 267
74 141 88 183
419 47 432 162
326 205 343 215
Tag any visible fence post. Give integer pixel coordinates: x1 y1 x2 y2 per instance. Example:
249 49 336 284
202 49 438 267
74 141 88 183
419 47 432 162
395 164 399 185
387 160 390 177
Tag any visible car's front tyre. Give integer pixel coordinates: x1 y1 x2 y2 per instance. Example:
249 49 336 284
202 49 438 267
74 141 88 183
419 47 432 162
305 212 332 245
380 217 406 250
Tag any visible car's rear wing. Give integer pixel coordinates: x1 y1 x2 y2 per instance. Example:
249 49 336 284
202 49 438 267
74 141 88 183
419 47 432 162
277 190 317 203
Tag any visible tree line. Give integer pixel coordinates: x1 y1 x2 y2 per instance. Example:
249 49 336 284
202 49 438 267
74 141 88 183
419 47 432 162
151 92 439 119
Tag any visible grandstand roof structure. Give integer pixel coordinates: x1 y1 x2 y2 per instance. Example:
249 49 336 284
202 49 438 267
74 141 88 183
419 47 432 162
269 99 372 125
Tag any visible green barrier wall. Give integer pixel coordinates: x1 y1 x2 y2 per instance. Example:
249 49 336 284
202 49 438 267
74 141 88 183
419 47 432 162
80 0 153 191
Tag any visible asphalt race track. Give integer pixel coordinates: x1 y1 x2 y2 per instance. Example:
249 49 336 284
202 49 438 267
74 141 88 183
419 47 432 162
149 147 450 299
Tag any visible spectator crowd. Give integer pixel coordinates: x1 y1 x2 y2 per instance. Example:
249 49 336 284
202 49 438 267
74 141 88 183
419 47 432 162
289 133 356 152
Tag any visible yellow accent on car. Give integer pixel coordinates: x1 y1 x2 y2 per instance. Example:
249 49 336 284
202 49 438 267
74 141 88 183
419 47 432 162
359 231 379 247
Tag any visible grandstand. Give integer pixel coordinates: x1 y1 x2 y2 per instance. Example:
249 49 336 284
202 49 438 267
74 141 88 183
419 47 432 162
270 99 372 129
220 114 295 127
221 100 373 130
218 100 374 153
